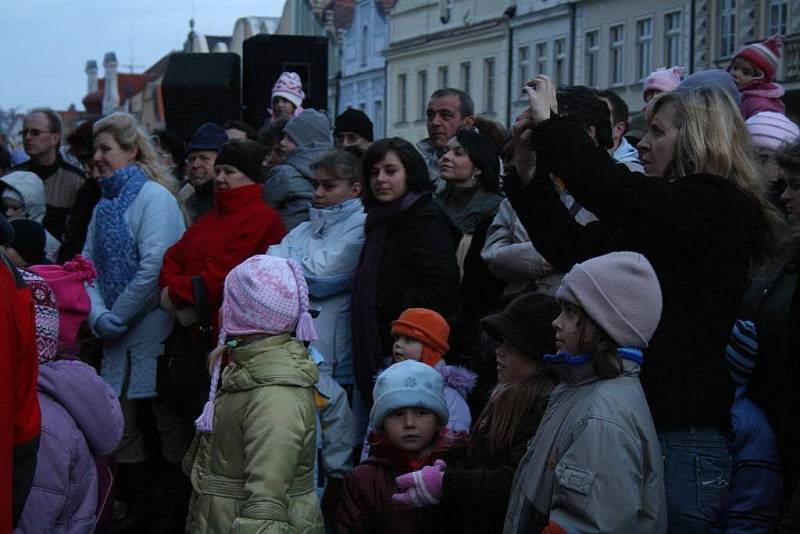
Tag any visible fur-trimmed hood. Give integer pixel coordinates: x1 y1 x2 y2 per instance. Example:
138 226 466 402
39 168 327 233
436 362 477 398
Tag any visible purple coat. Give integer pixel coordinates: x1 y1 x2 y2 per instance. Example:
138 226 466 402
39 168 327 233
15 360 123 534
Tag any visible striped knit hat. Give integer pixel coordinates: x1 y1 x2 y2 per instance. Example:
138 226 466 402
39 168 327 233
746 111 800 152
725 319 758 386
733 35 784 82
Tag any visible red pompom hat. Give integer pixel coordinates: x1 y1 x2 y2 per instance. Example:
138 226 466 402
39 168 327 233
733 34 784 82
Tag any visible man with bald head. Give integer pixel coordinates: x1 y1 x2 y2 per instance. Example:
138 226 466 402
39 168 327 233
13 108 85 240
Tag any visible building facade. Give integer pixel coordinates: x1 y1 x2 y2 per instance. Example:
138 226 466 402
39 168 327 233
385 0 512 141
338 0 391 138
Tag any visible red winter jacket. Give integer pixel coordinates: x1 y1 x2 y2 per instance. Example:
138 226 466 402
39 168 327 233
159 183 286 333
0 255 41 532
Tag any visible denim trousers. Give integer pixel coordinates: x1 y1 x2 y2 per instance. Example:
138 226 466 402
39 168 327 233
658 424 732 533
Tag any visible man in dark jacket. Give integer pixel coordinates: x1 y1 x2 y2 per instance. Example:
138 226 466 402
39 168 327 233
178 123 228 224
13 109 85 240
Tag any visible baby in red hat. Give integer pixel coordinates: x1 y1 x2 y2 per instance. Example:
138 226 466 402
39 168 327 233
728 34 787 119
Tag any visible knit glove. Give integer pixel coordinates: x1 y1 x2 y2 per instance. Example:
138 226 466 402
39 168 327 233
160 287 177 314
392 459 445 508
95 312 128 341
176 305 199 327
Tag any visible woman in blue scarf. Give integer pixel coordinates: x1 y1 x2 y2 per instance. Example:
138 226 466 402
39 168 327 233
81 112 185 531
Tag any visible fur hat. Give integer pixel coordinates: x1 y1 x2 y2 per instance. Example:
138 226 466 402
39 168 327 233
370 360 448 430
557 252 662 349
642 66 684 100
20 270 59 363
481 292 560 358
29 255 96 348
271 72 306 109
391 308 450 366
334 108 374 142
215 139 265 183
733 34 784 82
746 111 800 151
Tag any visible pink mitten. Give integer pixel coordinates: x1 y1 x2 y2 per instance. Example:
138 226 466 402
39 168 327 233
391 459 446 508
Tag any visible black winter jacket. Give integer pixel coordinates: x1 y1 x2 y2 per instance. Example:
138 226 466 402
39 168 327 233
507 118 761 428
374 194 460 356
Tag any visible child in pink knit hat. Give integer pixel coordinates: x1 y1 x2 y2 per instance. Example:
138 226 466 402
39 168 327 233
642 66 684 107
728 35 787 118
270 71 306 122
185 254 323 532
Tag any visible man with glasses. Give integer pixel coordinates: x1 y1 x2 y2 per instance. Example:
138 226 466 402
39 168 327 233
178 123 228 224
12 108 85 242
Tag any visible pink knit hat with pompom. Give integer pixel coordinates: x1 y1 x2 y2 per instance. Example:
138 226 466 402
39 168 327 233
642 66 684 101
29 255 96 348
195 255 316 433
271 71 306 109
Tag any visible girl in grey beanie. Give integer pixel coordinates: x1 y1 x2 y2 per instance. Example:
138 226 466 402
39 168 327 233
504 251 667 534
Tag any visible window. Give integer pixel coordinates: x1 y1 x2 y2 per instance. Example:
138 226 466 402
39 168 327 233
636 19 653 80
664 11 682 66
359 102 367 111
361 26 368 66
770 0 788 35
374 100 384 138
484 58 495 112
440 0 453 23
460 61 471 95
438 66 449 88
518 46 530 89
610 24 625 86
585 31 599 86
553 38 566 86
536 42 548 76
719 0 737 58
417 70 428 120
398 74 407 122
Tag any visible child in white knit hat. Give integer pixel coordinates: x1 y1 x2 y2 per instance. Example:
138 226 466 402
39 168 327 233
504 251 667 534
184 254 323 533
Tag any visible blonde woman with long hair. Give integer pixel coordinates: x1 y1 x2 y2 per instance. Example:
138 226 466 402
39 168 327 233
502 77 781 533
82 111 185 530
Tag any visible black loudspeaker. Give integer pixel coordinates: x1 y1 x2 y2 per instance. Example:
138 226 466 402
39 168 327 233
162 53 241 141
242 35 328 128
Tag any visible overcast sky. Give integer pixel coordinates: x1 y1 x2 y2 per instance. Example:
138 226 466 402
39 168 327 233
0 0 285 112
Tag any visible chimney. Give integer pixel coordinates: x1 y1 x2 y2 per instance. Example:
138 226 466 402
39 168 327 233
85 60 98 94
102 52 120 115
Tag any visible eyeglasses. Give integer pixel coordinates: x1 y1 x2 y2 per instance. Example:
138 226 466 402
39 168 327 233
20 128 53 137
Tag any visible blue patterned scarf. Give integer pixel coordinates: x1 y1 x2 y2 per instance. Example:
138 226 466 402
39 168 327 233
94 164 148 307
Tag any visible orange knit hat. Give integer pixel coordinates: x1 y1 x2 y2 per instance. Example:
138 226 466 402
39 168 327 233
391 308 450 367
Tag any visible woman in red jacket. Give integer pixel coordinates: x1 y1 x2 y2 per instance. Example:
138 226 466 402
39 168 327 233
156 138 286 531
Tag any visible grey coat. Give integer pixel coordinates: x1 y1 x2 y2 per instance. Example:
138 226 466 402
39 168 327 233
504 358 667 534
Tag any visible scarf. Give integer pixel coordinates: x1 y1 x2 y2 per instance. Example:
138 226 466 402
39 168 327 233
93 164 148 307
351 192 421 400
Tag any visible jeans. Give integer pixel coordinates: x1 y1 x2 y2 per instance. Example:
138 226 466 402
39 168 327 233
658 425 731 533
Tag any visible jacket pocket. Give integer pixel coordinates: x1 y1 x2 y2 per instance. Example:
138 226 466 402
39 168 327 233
555 463 596 496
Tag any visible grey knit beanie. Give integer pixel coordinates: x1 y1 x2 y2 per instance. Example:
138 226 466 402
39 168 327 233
284 109 333 148
556 251 662 348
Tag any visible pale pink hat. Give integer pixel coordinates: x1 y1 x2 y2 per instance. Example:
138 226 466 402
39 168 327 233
196 255 316 433
746 111 800 151
29 255 96 348
643 66 684 101
271 71 306 109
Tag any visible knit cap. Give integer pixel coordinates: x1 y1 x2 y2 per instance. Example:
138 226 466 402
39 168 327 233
643 66 684 101
334 108 374 142
186 122 228 153
481 292 560 358
20 270 59 363
370 360 449 430
29 255 96 348
271 71 306 109
391 308 450 366
733 34 783 82
215 138 265 183
556 251 662 349
284 109 334 148
678 69 741 107
196 254 317 434
746 111 800 152
9 219 46 265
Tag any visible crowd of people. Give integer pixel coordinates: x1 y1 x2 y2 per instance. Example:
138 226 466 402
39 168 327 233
2 34 800 534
